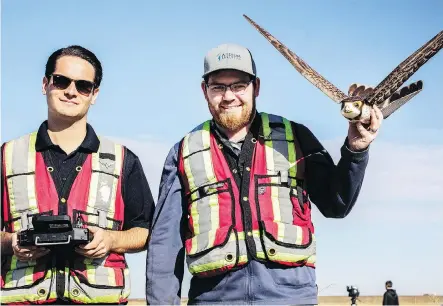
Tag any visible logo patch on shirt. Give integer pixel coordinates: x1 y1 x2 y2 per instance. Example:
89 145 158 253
258 186 266 195
99 160 113 169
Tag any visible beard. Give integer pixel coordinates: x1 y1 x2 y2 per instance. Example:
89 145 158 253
209 97 256 133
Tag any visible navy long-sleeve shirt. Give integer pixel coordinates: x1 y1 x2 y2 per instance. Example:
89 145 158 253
146 116 369 305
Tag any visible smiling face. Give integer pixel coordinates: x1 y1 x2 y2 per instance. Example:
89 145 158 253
42 55 99 122
201 69 260 133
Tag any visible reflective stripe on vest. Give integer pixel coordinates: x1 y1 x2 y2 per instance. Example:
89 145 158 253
72 136 128 303
4 132 39 232
182 121 221 254
1 133 130 304
179 112 316 277
85 137 123 229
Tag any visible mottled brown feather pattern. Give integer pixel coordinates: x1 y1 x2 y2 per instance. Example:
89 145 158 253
243 14 347 103
243 14 442 120
366 31 443 106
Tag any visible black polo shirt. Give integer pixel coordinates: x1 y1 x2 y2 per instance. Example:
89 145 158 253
1 121 155 231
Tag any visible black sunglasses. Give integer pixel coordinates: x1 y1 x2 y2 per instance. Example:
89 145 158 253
51 74 95 96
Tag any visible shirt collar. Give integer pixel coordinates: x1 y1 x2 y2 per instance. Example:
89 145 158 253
35 120 100 153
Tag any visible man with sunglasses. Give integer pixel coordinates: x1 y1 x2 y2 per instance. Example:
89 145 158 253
146 43 383 305
1 45 155 304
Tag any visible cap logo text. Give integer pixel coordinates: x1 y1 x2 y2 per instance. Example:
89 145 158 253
217 53 241 61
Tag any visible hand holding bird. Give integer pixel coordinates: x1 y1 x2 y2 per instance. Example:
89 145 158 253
347 104 383 152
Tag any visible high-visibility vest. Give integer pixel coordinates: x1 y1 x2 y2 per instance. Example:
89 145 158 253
177 112 316 277
0 132 131 304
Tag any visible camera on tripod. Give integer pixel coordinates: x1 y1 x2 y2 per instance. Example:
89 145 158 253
346 285 360 305
18 215 91 248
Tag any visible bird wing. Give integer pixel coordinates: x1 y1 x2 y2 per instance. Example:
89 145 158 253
380 80 423 119
365 31 443 106
348 83 375 99
243 14 347 104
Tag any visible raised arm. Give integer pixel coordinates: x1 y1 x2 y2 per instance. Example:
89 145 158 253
294 123 369 218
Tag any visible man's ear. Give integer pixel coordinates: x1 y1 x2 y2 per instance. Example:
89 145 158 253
253 77 261 97
201 80 209 102
90 87 100 105
42 76 49 95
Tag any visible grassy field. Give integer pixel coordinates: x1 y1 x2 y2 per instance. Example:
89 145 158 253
129 295 443 305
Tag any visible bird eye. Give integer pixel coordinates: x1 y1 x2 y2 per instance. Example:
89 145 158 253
354 102 360 107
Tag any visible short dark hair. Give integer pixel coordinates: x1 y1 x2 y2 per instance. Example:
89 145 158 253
386 280 393 287
45 45 103 87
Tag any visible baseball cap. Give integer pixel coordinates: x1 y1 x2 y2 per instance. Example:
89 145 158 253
203 43 257 78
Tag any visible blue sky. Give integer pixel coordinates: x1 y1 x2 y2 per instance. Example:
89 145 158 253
2 0 443 299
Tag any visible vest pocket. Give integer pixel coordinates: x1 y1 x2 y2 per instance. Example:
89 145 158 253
289 186 312 226
185 178 237 276
0 255 56 303
67 255 130 304
259 220 315 266
186 179 233 236
255 175 316 266
186 226 240 277
255 175 312 228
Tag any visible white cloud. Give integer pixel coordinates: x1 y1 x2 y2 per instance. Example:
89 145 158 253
320 138 443 224
322 138 443 201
